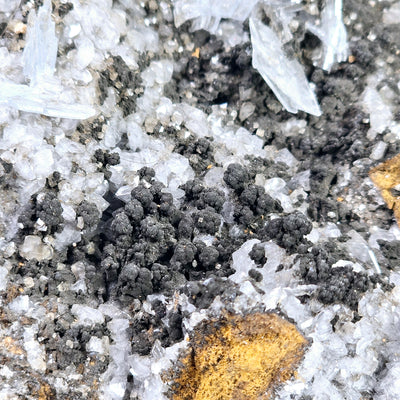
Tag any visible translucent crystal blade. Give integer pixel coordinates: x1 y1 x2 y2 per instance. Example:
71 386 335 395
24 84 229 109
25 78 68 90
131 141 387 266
23 0 58 85
0 0 96 119
249 17 321 116
0 80 96 120
173 0 258 32
307 0 348 71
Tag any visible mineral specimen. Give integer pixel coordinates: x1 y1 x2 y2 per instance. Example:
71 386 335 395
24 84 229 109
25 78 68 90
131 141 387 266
0 0 95 119
167 312 308 400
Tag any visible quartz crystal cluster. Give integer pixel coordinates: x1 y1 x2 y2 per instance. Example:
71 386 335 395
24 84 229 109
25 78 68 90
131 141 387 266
0 0 95 119
0 0 399 399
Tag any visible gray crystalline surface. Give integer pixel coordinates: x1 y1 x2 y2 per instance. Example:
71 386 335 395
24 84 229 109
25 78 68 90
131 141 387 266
0 0 95 119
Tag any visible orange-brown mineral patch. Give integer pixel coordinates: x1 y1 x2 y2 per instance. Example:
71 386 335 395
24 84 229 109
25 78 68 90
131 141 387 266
369 153 400 227
167 312 308 400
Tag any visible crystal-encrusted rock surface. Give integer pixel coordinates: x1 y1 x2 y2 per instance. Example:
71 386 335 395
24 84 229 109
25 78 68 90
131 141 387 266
0 1 400 399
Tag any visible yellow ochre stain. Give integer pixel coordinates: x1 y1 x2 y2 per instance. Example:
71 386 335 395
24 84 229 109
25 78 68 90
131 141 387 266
369 153 400 228
191 48 200 58
167 312 308 400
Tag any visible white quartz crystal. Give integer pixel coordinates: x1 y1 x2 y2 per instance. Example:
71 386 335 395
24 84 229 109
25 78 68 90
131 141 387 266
54 226 82 250
8 295 31 314
212 125 266 165
86 336 110 355
345 230 371 264
71 305 105 326
260 177 287 195
249 17 321 116
100 318 131 400
23 326 46 373
154 153 195 191
128 341 185 400
383 2 400 25
274 148 299 170
239 101 256 121
289 170 311 191
0 0 20 13
362 86 393 136
376 363 400 398
141 60 173 86
19 235 53 261
72 0 126 53
230 239 259 284
178 103 210 137
369 225 399 249
370 140 387 160
0 365 13 379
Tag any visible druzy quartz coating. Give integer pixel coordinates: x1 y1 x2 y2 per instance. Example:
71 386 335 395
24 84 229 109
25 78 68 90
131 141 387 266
1 0 400 399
